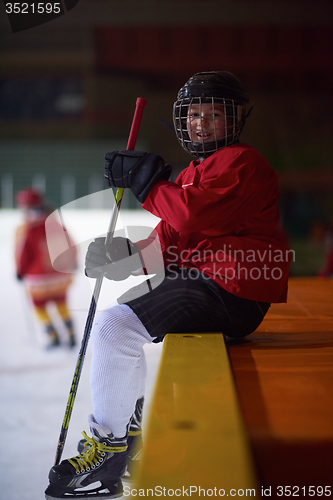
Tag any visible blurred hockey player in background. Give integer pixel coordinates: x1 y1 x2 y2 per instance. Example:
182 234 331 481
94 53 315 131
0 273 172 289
15 188 77 349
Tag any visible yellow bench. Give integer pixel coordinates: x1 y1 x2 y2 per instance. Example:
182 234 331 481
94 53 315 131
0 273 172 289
132 333 259 498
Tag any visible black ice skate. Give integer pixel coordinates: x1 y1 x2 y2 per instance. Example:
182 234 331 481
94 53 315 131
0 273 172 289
45 415 127 500
123 397 144 481
45 325 61 350
76 398 144 482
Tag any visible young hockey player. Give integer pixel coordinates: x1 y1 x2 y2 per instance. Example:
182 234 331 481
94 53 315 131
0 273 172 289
45 71 291 499
15 188 77 348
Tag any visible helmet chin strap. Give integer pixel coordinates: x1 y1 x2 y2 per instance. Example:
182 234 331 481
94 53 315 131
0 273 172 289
191 135 240 160
191 140 222 159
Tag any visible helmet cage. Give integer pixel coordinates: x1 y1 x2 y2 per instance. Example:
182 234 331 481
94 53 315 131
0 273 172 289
173 96 244 159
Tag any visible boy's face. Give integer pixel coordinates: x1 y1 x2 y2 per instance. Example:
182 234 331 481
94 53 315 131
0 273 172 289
186 103 226 143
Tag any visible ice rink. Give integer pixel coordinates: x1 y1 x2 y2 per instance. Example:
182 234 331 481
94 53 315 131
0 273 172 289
0 208 164 500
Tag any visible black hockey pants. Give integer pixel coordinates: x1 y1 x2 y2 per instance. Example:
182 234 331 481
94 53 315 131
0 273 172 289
122 267 270 341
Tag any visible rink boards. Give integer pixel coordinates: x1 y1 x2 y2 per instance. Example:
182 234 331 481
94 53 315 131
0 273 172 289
133 278 333 497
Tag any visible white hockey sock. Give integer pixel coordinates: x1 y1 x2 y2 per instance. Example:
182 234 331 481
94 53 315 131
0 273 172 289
90 303 153 438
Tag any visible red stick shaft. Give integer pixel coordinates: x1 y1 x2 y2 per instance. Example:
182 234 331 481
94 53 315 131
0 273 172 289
126 98 147 151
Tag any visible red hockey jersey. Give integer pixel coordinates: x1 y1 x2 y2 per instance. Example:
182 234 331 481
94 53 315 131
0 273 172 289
141 143 291 303
15 211 77 303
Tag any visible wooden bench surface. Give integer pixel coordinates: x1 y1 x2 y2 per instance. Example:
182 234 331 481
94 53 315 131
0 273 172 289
228 277 333 490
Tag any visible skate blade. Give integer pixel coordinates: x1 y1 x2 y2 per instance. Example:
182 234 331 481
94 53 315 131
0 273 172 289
45 481 123 499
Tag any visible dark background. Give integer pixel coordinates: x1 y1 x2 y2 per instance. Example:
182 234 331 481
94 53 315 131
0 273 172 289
1 0 333 275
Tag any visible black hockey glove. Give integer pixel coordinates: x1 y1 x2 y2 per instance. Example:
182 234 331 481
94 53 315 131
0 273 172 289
104 150 172 203
85 236 142 281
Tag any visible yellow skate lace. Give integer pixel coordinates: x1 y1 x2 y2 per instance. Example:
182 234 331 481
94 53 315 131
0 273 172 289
128 429 142 436
68 431 127 474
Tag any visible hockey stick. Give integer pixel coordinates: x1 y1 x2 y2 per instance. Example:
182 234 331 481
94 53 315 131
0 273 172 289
53 97 147 466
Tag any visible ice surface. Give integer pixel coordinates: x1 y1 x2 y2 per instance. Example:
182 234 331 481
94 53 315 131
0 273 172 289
0 209 163 500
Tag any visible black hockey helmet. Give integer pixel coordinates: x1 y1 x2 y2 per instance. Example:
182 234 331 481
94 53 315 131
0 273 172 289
173 71 252 159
